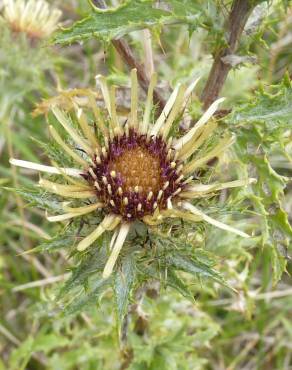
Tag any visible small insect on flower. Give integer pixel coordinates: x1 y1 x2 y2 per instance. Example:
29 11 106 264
10 69 255 279
3 0 62 40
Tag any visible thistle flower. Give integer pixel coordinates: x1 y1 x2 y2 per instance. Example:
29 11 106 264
10 70 254 279
3 0 62 39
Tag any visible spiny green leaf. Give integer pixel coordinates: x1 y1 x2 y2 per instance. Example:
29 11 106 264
53 0 201 45
113 254 136 327
166 270 194 302
32 233 76 253
229 84 292 129
228 82 292 283
59 246 107 297
31 137 75 168
64 278 109 315
267 244 287 286
4 187 62 212
166 253 229 288
270 207 292 240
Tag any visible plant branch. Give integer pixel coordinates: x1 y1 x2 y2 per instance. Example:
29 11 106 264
92 0 166 111
112 39 165 110
201 0 254 109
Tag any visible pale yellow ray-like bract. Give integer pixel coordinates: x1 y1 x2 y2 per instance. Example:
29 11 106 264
49 125 89 167
174 97 225 151
178 120 218 161
76 108 100 149
102 223 131 279
182 202 250 238
130 69 138 128
179 178 256 198
161 85 186 139
183 135 235 175
46 202 104 222
39 178 95 199
77 214 121 252
52 107 93 156
141 72 157 134
10 158 83 178
150 83 181 136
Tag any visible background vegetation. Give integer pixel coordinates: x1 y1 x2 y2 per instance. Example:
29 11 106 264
0 0 291 369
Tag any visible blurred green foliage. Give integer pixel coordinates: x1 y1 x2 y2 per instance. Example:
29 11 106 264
0 1 291 370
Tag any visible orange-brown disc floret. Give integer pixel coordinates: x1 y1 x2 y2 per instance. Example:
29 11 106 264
85 129 185 220
108 146 162 195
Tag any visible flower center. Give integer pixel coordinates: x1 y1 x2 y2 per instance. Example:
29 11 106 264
108 146 162 195
86 129 184 221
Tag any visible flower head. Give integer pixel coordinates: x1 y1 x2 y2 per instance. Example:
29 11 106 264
3 0 62 40
10 70 254 278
